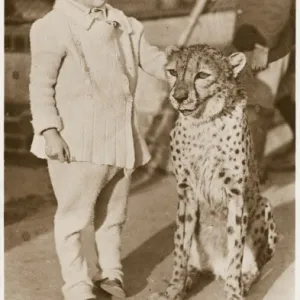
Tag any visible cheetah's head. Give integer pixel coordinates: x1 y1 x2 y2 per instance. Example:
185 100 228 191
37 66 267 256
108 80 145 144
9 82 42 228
164 44 246 120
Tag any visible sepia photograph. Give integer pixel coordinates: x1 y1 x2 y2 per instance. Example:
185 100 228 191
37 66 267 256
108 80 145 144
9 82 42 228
3 0 296 299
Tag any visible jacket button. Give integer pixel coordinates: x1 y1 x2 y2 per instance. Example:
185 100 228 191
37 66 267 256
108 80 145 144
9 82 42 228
85 79 91 85
237 9 243 15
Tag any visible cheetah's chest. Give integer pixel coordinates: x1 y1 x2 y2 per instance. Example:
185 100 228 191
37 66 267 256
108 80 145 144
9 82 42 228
170 116 249 208
171 123 223 199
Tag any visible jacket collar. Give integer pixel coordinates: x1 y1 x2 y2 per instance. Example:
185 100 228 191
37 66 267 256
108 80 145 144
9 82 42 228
54 0 133 34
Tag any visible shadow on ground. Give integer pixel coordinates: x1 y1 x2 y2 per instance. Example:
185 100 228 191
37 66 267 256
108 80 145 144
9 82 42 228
4 193 56 226
4 193 57 251
123 222 175 296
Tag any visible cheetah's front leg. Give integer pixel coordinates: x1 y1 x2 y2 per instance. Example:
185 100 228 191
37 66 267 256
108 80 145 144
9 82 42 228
148 183 198 300
225 193 248 300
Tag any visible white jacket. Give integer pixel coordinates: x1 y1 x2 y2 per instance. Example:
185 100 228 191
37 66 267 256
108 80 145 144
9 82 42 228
29 0 167 168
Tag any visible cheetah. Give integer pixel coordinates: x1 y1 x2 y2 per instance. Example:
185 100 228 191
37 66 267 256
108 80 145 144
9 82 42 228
147 44 278 300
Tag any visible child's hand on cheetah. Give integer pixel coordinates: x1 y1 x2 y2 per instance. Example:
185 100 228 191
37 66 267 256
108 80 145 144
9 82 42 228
43 129 70 163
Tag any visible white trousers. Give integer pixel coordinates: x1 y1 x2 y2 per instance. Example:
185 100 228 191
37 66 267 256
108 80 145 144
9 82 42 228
48 160 132 300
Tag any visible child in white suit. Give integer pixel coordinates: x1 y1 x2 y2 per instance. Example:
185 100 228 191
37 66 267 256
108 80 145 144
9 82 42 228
29 0 166 299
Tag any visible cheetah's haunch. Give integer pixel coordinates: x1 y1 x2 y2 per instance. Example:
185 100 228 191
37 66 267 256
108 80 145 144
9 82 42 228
148 44 278 300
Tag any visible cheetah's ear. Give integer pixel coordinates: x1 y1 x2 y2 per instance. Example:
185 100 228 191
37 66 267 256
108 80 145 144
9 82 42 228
227 52 246 78
165 45 181 59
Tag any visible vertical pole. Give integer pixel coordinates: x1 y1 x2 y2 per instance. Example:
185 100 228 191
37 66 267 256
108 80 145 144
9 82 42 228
177 0 208 47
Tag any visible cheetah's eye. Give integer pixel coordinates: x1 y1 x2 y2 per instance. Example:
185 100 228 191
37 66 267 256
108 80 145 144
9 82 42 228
195 71 211 80
167 69 178 77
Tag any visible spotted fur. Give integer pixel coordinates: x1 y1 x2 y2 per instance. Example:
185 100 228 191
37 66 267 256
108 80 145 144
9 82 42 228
148 44 278 300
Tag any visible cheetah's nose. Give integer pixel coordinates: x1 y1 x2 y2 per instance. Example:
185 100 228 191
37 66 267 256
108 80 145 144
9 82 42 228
173 87 188 103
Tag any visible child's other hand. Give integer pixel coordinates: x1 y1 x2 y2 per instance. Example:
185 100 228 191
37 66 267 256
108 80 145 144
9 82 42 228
43 129 70 163
251 44 269 71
